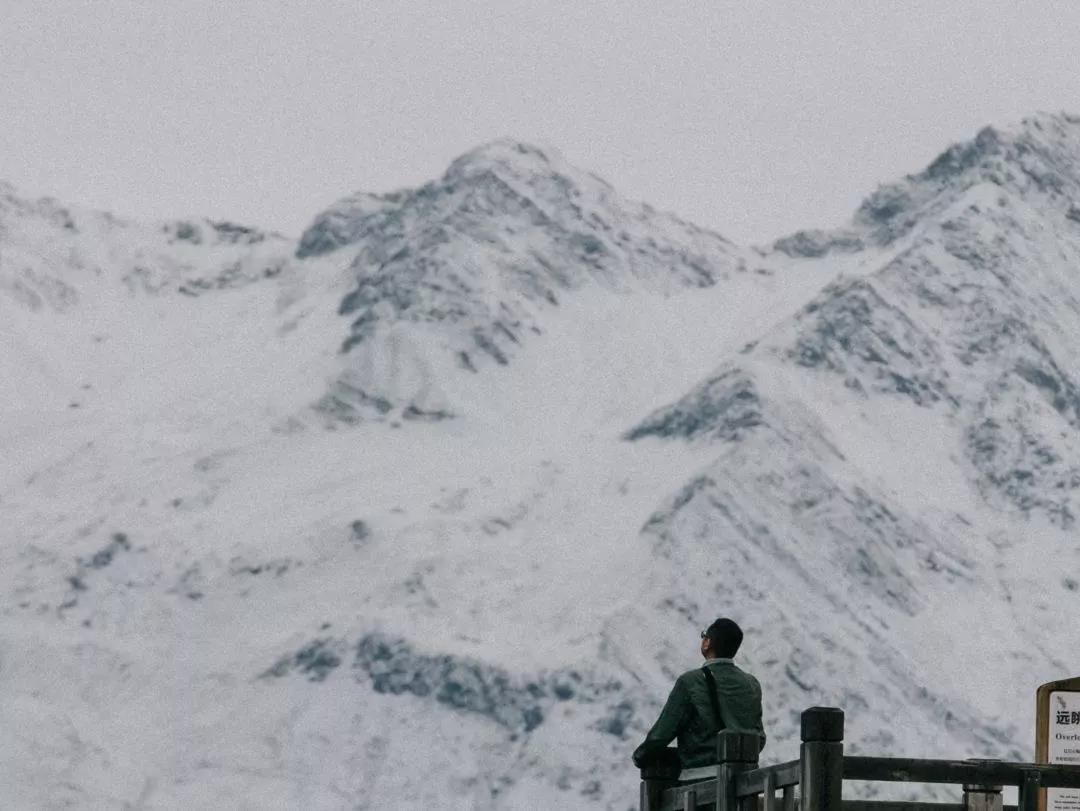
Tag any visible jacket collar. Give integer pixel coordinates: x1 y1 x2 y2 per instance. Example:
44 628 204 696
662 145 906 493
704 657 734 665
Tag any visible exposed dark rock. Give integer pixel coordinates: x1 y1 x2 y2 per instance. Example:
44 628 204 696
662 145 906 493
966 399 1080 528
354 634 549 731
350 520 370 544
208 220 266 245
595 700 635 738
228 557 295 577
625 369 762 442
772 229 865 258
262 639 343 682
923 126 1004 181
173 222 202 244
295 191 409 258
402 404 454 422
1014 353 1080 427
80 532 131 570
315 380 394 423
783 278 952 407
264 632 634 739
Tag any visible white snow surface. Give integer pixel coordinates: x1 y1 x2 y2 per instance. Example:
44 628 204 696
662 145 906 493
3 117 1080 809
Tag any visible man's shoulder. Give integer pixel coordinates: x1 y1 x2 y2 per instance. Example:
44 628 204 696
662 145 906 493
673 664 737 684
731 663 762 685
675 662 762 685
709 661 762 687
674 667 707 686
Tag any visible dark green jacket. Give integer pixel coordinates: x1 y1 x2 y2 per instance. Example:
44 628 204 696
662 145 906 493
632 659 765 769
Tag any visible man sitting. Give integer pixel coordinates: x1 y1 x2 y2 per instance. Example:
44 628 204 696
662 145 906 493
632 618 766 781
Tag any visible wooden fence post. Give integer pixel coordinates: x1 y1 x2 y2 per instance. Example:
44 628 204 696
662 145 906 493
1019 770 1041 811
641 754 681 811
764 770 777 811
717 730 762 811
799 707 844 811
963 759 1003 811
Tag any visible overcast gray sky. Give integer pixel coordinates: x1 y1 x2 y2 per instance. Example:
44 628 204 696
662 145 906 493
4 1 1080 245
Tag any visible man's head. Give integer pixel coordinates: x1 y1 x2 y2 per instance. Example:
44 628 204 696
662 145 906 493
700 618 743 660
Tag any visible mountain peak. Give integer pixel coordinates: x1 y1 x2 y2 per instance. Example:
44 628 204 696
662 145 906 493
773 111 1080 258
446 138 558 176
297 139 625 260
442 138 611 192
298 140 744 422
853 110 1080 233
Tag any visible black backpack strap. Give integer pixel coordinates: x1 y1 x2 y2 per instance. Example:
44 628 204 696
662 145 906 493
702 664 723 733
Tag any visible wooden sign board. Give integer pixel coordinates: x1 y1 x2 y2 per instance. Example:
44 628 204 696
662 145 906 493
1037 677 1080 811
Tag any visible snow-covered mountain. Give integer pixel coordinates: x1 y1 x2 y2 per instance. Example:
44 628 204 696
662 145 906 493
300 140 748 423
2 117 1079 810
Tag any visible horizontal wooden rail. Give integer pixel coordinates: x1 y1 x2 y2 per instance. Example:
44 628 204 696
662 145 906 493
660 795 1022 811
841 803 963 811
662 780 718 810
640 705 1080 811
843 758 1080 789
737 761 802 795
661 791 784 811
841 805 1018 811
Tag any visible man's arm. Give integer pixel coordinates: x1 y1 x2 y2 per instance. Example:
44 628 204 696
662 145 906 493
632 679 689 767
754 679 767 752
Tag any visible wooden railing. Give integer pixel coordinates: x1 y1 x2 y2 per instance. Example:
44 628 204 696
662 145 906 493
639 707 1080 811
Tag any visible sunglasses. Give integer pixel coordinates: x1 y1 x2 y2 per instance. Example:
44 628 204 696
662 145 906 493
700 630 709 639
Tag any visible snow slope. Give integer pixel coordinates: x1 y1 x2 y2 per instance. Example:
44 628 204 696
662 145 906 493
2 119 1079 809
